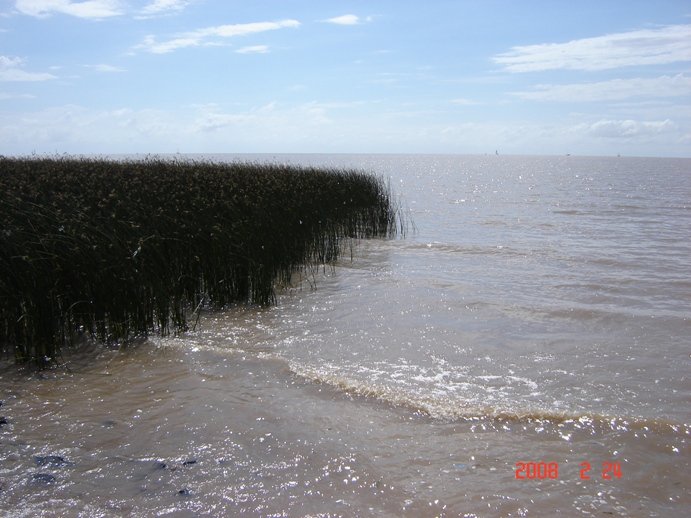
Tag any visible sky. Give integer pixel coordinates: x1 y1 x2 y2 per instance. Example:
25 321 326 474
1 0 690 157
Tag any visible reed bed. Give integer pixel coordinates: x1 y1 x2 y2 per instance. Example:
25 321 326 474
0 155 402 366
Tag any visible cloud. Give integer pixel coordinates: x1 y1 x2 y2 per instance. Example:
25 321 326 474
494 24 691 72
583 119 676 139
236 45 269 54
138 0 188 17
192 101 360 135
15 0 123 19
2 102 688 156
451 98 480 106
0 56 57 81
307 101 367 109
512 74 691 102
137 35 199 54
85 63 125 72
195 111 256 131
0 104 188 153
0 92 35 100
136 19 301 54
324 14 371 25
193 20 301 38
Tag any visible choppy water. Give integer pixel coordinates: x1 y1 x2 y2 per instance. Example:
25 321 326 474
1 154 690 516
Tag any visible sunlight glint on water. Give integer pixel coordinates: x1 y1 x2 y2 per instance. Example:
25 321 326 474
1 154 689 516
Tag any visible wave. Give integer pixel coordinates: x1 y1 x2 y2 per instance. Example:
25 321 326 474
153 318 690 437
288 361 689 435
398 240 530 257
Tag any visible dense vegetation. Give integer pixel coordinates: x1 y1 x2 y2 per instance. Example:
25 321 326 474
0 155 402 366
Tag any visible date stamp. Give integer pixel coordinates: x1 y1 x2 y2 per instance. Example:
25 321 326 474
515 461 622 480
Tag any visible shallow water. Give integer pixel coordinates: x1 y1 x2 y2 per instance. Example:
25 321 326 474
1 154 690 516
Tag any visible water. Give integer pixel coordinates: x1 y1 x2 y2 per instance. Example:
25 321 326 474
1 154 689 516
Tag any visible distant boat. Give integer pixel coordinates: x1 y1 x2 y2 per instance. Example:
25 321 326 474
495 150 498 155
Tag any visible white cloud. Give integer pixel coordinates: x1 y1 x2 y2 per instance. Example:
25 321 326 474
451 98 480 106
139 0 188 17
15 0 123 19
136 20 300 54
85 63 125 72
0 92 35 100
582 119 676 139
305 101 366 109
324 14 361 25
512 74 691 102
137 35 199 54
193 101 350 134
195 111 256 131
494 24 691 72
0 104 188 153
236 45 269 54
194 20 301 38
2 102 688 156
0 55 57 81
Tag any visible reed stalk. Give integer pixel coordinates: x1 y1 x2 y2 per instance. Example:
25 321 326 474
0 155 402 366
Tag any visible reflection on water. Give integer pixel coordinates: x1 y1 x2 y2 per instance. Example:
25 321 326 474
1 154 690 516
1 337 689 516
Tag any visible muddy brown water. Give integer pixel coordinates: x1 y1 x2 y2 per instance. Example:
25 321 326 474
1 154 689 516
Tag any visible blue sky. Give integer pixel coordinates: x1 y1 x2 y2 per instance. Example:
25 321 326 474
1 1 690 157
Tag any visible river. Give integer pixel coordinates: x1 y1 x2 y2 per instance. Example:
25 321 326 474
1 154 689 516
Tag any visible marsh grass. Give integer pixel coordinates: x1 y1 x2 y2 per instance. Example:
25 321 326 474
0 155 403 366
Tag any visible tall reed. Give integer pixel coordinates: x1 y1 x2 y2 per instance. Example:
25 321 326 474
0 155 402 366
